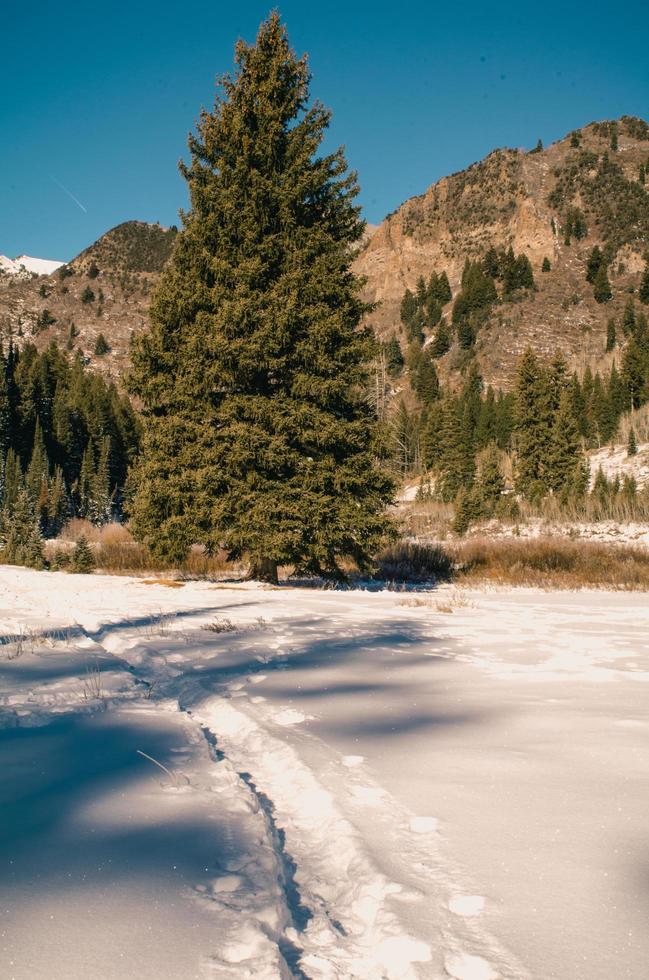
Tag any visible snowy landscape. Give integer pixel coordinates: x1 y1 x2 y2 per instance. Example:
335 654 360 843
2 567 648 980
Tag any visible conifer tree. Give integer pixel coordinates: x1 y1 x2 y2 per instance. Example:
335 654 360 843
586 246 603 284
128 15 394 580
605 318 616 352
26 420 49 501
48 466 68 537
1 489 44 569
639 265 649 305
514 348 553 495
90 437 112 525
622 299 636 336
593 262 612 303
547 390 587 495
474 443 504 509
385 337 404 376
541 257 551 273
627 427 638 456
71 534 95 573
430 318 452 358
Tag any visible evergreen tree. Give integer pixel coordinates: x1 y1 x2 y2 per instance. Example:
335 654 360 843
474 443 504 510
435 399 475 501
385 337 404 375
77 442 95 518
81 286 95 305
627 427 638 456
26 420 49 501
622 299 636 336
547 390 586 495
90 437 112 525
410 347 440 404
514 348 553 495
71 534 95 574
605 317 616 352
593 262 612 303
94 333 110 355
1 489 44 569
541 256 551 273
430 318 452 358
586 246 603 284
48 466 69 537
128 15 394 580
639 265 649 305
640 164 646 185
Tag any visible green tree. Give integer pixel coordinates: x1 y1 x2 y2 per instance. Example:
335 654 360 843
547 390 587 495
87 261 100 279
1 489 44 569
593 262 612 303
71 534 95 573
430 318 452 358
127 15 394 581
639 265 649 305
514 348 553 495
627 427 638 456
586 246 603 284
605 318 616 352
541 256 551 273
81 286 95 305
622 299 636 336
385 337 404 375
94 333 110 355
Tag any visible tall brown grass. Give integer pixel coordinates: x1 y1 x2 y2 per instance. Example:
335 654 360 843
50 521 244 579
452 536 649 590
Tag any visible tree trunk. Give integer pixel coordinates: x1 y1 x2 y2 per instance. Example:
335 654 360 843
253 557 278 585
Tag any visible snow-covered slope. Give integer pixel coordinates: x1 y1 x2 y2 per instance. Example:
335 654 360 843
0 254 64 276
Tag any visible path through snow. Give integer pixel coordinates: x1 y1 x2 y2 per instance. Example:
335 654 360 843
1 569 648 979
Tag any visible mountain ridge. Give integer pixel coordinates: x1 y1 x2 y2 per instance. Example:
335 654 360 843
1 116 648 391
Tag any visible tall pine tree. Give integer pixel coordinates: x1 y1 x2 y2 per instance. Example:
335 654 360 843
128 15 394 580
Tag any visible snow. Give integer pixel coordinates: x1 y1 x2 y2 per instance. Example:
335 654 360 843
0 254 64 277
1 568 649 979
589 442 649 489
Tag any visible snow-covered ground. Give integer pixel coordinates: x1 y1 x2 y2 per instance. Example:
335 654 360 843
1 569 648 980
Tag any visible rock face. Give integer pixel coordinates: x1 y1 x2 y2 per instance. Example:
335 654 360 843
353 116 649 388
1 117 648 390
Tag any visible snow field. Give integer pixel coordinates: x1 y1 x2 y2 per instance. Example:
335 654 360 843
2 568 649 979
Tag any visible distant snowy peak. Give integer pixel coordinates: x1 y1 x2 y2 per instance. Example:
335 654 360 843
0 254 65 277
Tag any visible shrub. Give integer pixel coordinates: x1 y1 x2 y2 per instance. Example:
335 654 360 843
374 542 454 583
81 286 95 304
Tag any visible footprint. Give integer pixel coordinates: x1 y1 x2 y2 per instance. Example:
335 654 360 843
448 895 485 917
409 816 438 834
444 952 498 980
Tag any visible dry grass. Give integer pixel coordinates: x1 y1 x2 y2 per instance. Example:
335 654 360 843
52 522 245 579
451 536 649 590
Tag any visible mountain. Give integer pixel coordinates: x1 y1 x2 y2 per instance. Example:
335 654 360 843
353 115 649 389
0 254 65 277
0 221 177 380
1 117 648 391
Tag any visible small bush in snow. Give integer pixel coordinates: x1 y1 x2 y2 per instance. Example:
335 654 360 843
204 617 237 633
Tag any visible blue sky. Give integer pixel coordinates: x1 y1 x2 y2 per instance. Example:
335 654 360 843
1 0 648 260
